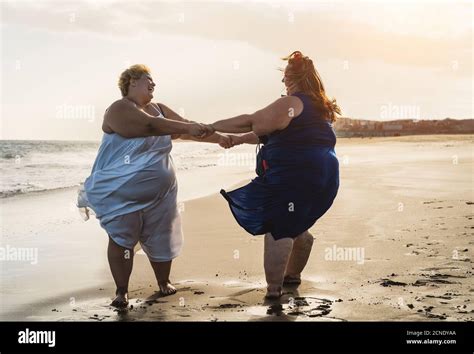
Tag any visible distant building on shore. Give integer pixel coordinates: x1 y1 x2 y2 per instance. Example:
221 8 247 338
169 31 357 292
333 118 474 137
382 123 403 131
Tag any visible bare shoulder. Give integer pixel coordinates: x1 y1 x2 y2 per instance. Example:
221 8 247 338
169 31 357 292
273 95 303 114
106 98 135 114
252 96 304 135
260 95 303 121
102 99 136 133
104 99 137 119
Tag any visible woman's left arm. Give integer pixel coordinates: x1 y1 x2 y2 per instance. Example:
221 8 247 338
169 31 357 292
157 103 231 146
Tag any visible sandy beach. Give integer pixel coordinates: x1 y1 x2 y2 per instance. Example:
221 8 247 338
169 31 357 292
1 135 472 322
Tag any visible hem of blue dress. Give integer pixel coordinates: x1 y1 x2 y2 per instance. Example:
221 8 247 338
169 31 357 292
220 189 261 236
220 189 325 240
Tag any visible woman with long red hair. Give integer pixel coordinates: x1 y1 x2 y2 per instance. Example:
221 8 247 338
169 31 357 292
209 51 340 298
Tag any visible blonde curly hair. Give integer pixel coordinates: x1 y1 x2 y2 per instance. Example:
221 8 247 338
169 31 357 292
118 64 151 96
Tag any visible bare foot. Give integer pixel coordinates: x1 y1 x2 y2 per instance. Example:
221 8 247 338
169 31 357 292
283 274 301 285
158 281 177 296
265 285 282 299
110 293 129 308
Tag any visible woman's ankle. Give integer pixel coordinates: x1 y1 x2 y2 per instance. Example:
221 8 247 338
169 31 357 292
284 273 301 279
265 285 282 299
115 286 128 295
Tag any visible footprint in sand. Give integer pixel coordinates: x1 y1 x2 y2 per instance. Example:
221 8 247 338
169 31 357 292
380 279 407 287
266 304 284 315
286 297 334 318
412 273 465 287
247 296 340 320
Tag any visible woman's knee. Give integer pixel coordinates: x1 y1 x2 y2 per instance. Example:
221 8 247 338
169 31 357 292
296 230 314 243
108 236 134 258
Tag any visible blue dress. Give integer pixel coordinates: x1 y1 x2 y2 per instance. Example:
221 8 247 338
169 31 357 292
220 93 339 240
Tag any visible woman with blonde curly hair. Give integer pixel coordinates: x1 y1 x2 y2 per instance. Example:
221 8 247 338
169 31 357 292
209 51 340 298
78 64 224 307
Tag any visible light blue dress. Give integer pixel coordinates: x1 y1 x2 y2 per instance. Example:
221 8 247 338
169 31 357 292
77 105 182 261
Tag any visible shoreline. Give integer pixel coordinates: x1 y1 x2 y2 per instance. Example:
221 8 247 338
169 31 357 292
1 134 471 202
0 162 254 205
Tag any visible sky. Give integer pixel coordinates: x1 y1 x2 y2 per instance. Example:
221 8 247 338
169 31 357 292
1 0 472 140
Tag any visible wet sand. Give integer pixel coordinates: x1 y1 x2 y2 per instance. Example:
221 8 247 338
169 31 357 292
1 135 472 321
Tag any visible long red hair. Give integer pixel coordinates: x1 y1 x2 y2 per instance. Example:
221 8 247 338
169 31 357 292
283 51 340 123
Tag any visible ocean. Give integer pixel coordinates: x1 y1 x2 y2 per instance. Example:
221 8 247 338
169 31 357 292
0 139 255 198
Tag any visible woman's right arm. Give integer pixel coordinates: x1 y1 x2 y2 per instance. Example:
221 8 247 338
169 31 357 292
104 99 210 138
211 96 303 136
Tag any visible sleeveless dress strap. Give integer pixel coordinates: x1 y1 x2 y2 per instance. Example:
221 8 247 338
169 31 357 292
155 103 166 117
